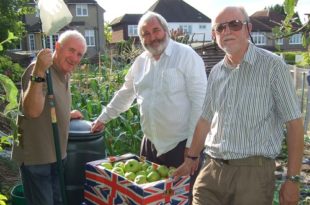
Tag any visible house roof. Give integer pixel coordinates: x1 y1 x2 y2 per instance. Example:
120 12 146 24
148 0 211 22
250 9 300 32
110 14 142 26
250 10 285 32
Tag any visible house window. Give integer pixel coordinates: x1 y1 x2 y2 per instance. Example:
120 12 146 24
128 25 138 37
76 4 88 16
275 38 283 45
251 32 266 45
179 25 192 34
199 25 206 29
43 34 59 51
35 5 39 17
85 30 95 47
28 34 35 51
289 33 302 44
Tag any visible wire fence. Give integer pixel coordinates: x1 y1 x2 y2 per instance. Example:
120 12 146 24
290 65 310 133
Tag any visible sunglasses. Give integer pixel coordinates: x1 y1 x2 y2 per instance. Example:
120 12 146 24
213 20 247 33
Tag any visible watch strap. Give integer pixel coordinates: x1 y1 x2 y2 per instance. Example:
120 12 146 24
30 75 46 82
286 175 301 183
186 155 199 160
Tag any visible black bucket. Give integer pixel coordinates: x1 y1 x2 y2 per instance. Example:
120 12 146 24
65 119 106 205
10 184 26 205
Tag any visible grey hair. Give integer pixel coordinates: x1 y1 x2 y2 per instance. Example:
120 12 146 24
137 11 170 40
239 7 250 22
58 30 87 54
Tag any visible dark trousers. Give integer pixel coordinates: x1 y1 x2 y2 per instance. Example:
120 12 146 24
20 162 63 205
140 136 204 205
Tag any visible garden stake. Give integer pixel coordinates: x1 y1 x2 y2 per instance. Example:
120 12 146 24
46 68 68 205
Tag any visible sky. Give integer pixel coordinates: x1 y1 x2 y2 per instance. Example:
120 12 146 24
95 0 310 24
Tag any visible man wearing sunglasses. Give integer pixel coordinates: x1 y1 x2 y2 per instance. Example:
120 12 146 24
173 6 304 205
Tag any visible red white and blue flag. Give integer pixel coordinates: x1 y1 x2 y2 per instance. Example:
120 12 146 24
84 157 190 205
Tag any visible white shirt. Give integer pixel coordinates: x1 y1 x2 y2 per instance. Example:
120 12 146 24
97 39 207 156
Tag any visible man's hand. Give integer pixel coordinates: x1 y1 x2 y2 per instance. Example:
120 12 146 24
172 156 200 178
279 180 300 205
91 119 105 133
70 110 83 119
33 49 53 76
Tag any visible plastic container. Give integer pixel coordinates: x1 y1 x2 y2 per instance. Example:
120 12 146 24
10 184 26 205
65 119 106 205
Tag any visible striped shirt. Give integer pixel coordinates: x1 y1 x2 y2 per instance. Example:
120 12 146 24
202 43 301 159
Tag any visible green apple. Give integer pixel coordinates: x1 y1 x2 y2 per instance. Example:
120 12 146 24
136 170 147 176
168 167 176 177
140 162 149 171
124 159 141 173
134 175 148 184
146 165 155 174
111 167 124 176
157 165 169 178
100 162 113 170
113 161 125 170
124 172 136 181
147 170 161 182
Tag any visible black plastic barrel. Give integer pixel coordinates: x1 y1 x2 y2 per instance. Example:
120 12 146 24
65 119 106 205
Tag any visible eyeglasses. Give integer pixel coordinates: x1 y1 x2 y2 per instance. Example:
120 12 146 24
213 20 247 33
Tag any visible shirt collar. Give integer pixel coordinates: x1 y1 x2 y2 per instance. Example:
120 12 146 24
145 38 173 60
221 41 257 70
164 39 173 57
242 42 256 68
51 64 69 83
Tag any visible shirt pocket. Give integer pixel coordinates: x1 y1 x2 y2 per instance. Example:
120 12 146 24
162 68 185 94
238 85 270 122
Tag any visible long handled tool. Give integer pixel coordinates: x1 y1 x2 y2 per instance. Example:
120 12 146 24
35 0 73 203
46 68 68 205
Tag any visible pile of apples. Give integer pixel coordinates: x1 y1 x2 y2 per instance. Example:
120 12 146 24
100 158 176 184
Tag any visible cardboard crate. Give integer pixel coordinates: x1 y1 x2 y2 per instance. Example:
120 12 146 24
84 153 190 205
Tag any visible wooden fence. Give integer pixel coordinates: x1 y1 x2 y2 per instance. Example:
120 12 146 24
290 65 310 133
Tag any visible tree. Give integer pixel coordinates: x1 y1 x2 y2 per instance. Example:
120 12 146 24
0 0 33 52
104 22 112 45
273 0 310 49
268 4 286 15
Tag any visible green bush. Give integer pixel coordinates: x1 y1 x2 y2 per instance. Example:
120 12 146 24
296 52 310 67
0 56 24 83
282 52 296 64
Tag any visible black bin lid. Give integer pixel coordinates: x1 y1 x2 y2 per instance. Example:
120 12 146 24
69 119 103 140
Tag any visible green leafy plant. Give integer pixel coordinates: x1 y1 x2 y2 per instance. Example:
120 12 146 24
0 32 20 152
71 53 142 156
0 31 20 205
0 74 19 151
0 193 8 205
273 0 310 49
0 32 18 52
0 56 24 83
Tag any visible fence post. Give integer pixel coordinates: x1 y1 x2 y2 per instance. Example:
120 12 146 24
304 70 310 133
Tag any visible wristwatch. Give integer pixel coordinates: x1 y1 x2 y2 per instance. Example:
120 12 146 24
286 175 301 183
186 155 199 160
30 75 46 83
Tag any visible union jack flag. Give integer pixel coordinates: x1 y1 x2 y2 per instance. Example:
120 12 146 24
84 156 190 205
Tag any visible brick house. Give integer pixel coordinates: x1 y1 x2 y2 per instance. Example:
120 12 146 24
250 9 306 51
9 0 105 65
109 0 212 44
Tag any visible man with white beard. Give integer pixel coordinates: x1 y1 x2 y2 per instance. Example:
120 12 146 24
91 11 207 203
